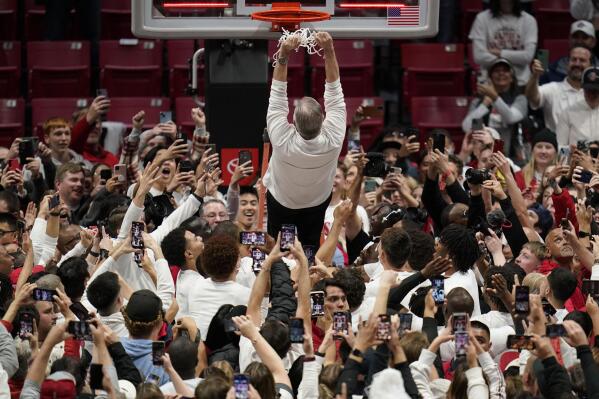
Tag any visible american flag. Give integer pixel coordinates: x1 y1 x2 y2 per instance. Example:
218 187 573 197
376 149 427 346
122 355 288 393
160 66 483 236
387 5 420 26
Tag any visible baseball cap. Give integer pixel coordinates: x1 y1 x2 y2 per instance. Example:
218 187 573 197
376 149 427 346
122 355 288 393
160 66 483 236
124 289 162 323
488 58 513 74
571 20 595 38
582 66 599 90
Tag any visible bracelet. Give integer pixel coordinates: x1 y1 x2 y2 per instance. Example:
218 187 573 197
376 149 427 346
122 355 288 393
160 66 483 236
49 212 61 217
191 192 204 203
89 251 100 258
314 350 325 357
578 231 591 238
277 56 288 65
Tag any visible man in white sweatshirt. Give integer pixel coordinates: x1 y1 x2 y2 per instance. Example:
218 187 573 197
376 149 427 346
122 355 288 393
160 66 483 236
264 31 346 248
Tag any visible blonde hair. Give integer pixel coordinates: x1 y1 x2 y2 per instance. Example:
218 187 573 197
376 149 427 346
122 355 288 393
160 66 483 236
522 146 556 187
522 273 547 295
522 241 549 261
211 360 234 384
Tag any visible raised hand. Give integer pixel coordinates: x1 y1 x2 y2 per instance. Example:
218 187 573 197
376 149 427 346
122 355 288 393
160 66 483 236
191 107 206 127
314 31 334 53
87 95 111 122
132 110 145 130
280 36 302 57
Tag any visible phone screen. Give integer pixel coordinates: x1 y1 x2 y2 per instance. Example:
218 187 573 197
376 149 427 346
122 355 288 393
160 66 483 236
311 291 325 317
399 313 412 336
507 334 535 350
333 311 349 338
432 133 445 153
452 312 468 333
289 318 304 343
431 277 445 304
537 49 549 71
19 140 35 165
582 279 599 298
32 288 56 302
542 299 557 316
515 286 530 314
251 248 266 273
238 150 252 167
455 332 469 358
179 160 193 173
67 320 92 341
100 169 112 181
303 245 316 266
19 313 33 339
89 363 104 390
364 179 377 193
234 374 249 399
471 118 484 132
280 224 296 251
152 341 165 365
239 231 266 246
131 222 145 249
376 314 391 341
347 139 361 152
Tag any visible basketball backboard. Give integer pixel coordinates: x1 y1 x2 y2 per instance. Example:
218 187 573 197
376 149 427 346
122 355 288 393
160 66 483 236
132 0 439 39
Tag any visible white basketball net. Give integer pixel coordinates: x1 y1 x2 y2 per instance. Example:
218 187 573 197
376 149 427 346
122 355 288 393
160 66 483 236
272 28 322 67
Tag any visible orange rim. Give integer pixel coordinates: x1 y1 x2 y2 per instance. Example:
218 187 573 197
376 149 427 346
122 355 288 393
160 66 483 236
251 2 330 27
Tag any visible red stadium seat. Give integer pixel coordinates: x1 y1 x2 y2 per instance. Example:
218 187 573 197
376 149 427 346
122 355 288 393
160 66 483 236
99 40 163 97
401 44 467 106
0 98 24 146
269 40 305 97
343 97 384 151
541 39 570 63
411 96 471 149
24 0 46 41
106 97 172 129
534 0 574 41
27 41 91 98
31 97 92 137
175 96 206 137
101 0 133 39
0 0 17 40
167 40 201 99
310 40 373 98
0 41 20 98
460 0 483 42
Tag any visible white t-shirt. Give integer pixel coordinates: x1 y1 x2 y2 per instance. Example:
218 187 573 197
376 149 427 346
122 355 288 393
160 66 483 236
351 297 375 331
187 278 251 340
556 97 599 147
533 78 582 133
160 378 203 395
176 269 204 319
445 269 481 316
471 311 516 358
239 337 305 373
469 9 538 85
324 202 371 234
236 257 257 289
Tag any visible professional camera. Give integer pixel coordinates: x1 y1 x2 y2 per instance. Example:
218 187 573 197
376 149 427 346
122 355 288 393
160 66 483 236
465 168 491 185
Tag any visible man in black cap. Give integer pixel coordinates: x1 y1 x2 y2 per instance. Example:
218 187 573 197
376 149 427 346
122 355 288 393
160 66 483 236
557 66 599 147
120 290 170 385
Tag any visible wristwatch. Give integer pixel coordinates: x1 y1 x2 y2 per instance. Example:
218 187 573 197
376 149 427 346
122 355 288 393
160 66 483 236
277 56 288 65
578 231 591 238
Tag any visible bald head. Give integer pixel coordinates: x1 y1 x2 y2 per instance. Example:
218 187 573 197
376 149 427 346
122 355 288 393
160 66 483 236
294 97 323 140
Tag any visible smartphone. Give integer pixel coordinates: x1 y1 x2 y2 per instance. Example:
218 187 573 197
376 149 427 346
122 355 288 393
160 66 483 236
455 331 469 358
19 312 34 339
238 150 252 167
32 288 56 302
542 299 557 316
113 164 127 183
19 139 36 166
432 132 445 153
96 89 108 98
559 147 571 165
452 312 468 333
239 231 266 246
347 139 361 153
70 302 90 321
493 139 505 154
536 49 549 71
471 118 484 132
591 146 599 159
89 363 104 390
303 245 316 266
159 111 172 124
175 131 187 142
431 277 445 305
152 341 165 365
333 311 349 338
99 169 112 181
582 279 599 298
361 105 384 118
131 221 145 249
280 224 296 251
391 167 402 175
546 324 567 338
507 334 535 351
251 248 266 273
67 320 92 341
49 194 61 210
577 169 594 184
560 218 570 231
289 317 305 343
205 144 217 172
224 319 239 333
376 314 391 341
311 291 325 317
233 374 249 399
133 251 143 265
364 179 377 193
399 313 413 336
515 286 530 314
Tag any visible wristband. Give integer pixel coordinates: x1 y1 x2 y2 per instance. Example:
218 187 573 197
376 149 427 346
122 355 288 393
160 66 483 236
49 212 61 217
89 251 100 258
303 356 316 362
277 56 288 65
191 192 204 203
578 231 591 238
315 350 325 357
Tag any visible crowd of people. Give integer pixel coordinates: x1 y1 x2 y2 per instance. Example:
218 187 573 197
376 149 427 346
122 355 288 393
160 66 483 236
2 0 599 398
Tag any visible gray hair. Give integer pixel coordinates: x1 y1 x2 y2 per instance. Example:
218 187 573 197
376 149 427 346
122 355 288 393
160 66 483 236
293 97 323 140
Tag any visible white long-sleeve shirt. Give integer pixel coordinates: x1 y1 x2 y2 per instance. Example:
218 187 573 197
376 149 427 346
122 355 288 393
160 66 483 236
264 79 346 209
30 218 58 266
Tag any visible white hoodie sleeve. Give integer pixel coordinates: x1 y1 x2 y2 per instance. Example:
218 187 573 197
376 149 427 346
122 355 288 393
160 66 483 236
57 242 87 268
31 218 58 266
466 367 489 399
478 352 506 399
150 194 202 245
409 348 437 399
298 360 321 399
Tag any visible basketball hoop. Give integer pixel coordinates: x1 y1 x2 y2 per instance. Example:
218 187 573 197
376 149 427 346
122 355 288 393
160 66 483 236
251 2 330 31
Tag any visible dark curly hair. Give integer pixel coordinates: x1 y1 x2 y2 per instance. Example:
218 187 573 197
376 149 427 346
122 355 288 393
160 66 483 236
201 234 240 280
439 224 480 273
332 268 365 311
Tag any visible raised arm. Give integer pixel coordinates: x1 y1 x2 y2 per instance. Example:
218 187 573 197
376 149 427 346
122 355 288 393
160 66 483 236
273 36 301 83
314 32 339 83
